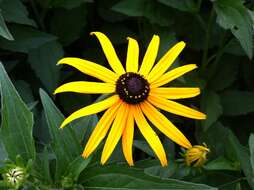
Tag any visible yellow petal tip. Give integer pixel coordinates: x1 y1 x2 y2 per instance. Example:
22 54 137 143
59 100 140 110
179 41 186 46
59 122 66 129
90 31 100 36
82 152 88 159
57 58 66 65
100 160 106 165
199 113 207 120
126 160 134 166
53 89 58 95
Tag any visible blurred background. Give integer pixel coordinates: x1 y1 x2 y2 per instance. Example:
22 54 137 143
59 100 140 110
1 0 254 189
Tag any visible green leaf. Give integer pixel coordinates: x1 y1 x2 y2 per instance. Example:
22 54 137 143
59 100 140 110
112 0 172 27
50 6 87 46
201 90 223 130
204 156 240 171
33 147 53 185
14 80 34 104
209 55 239 91
228 131 254 189
112 0 145 16
134 140 155 157
0 62 35 162
50 0 87 9
196 122 238 161
28 41 63 93
65 155 92 181
0 140 7 162
220 91 254 116
224 38 245 56
0 0 35 26
249 134 254 173
39 89 81 181
72 113 98 145
214 0 253 58
156 29 177 58
0 11 13 40
80 165 217 189
158 0 198 13
0 25 56 53
173 13 206 50
100 23 136 45
49 5 87 46
144 164 176 178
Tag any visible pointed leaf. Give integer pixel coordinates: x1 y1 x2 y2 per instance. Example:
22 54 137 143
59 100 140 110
228 131 254 189
249 134 254 173
0 62 35 161
80 165 217 189
39 89 81 180
158 0 198 13
221 91 254 116
28 41 63 93
214 0 253 58
0 25 56 53
0 11 13 40
66 155 92 181
0 0 35 26
204 156 240 171
201 90 223 130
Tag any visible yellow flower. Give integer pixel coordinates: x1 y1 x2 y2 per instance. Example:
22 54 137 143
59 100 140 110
54 32 206 166
185 144 210 167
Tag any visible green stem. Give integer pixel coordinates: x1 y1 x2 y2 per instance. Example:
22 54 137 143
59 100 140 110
201 8 215 70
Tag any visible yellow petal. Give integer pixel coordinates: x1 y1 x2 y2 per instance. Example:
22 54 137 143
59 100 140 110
57 57 118 84
151 64 197 88
140 101 192 149
148 95 206 120
194 157 206 167
101 103 129 164
126 37 139 73
133 105 167 167
139 35 160 77
122 107 134 166
60 95 119 128
150 87 200 99
82 101 122 158
148 41 186 83
91 32 125 75
54 81 115 95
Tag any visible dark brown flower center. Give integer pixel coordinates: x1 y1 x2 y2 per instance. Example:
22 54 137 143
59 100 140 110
116 72 150 104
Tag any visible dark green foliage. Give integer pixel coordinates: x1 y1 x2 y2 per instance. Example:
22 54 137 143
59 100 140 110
0 0 254 189
0 63 35 162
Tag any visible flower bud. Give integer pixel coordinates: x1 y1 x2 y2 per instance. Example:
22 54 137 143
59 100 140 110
185 143 210 167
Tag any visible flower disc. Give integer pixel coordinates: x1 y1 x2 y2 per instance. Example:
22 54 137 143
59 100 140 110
116 72 150 104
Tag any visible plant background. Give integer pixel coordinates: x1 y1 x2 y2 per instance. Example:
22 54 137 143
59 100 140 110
0 0 254 189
